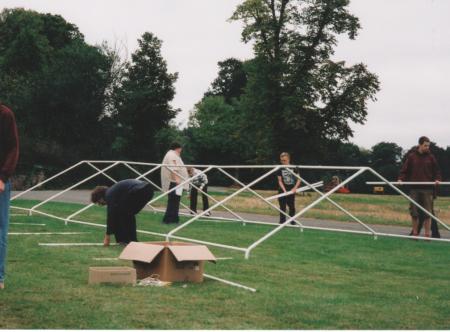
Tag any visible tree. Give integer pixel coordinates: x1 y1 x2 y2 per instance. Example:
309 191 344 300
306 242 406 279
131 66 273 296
230 0 380 162
370 142 402 180
0 8 115 174
204 58 248 103
114 32 179 161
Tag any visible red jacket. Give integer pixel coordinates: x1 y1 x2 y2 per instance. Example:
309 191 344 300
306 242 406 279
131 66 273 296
0 104 19 182
398 147 442 185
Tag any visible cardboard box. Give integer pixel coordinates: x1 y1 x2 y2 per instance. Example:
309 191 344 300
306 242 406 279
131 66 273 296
88 266 136 285
119 241 216 283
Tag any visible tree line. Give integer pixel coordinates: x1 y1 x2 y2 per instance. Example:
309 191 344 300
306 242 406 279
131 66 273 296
0 2 448 192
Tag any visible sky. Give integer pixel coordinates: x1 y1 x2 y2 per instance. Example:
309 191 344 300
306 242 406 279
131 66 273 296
1 0 449 150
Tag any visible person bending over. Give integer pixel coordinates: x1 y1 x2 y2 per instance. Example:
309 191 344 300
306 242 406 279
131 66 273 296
91 179 154 246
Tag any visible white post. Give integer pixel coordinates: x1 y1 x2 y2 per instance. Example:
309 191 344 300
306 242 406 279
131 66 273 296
285 168 378 238
11 160 86 200
166 166 281 241
367 169 450 232
217 167 305 228
147 166 214 205
244 168 367 259
28 162 121 214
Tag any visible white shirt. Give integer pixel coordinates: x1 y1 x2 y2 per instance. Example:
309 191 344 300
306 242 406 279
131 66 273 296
161 150 189 192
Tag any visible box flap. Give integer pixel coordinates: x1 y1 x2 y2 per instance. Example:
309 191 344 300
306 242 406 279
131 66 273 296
168 244 216 262
119 242 165 263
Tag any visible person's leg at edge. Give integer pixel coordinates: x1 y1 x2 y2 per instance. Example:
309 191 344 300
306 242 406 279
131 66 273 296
409 190 419 236
278 195 287 223
287 193 296 225
0 181 11 289
202 185 209 212
190 187 198 213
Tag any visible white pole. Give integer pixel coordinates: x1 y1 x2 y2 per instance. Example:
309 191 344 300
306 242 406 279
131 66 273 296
266 181 323 200
367 169 450 232
174 169 252 225
244 168 367 259
166 166 281 241
217 168 305 228
203 273 256 292
123 163 194 214
29 161 122 213
286 169 378 237
11 160 86 200
148 166 214 205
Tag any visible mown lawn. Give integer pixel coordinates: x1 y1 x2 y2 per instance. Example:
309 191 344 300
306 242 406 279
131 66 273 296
1 200 450 329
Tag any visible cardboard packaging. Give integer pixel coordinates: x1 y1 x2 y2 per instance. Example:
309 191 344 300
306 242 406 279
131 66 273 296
119 241 216 283
88 266 136 285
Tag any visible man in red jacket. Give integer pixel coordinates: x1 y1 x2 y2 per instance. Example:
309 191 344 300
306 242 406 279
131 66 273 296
0 101 19 290
398 136 441 238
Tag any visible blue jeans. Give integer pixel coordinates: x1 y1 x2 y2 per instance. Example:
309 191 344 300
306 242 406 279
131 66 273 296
0 181 11 283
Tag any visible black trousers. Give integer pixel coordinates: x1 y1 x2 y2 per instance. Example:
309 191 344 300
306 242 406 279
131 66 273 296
190 185 209 213
278 190 296 224
114 184 154 244
163 182 181 224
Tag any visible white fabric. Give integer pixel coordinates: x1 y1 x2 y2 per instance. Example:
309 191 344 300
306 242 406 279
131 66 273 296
161 150 189 192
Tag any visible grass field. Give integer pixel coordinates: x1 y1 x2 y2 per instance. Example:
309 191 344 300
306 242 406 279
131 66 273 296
1 199 450 329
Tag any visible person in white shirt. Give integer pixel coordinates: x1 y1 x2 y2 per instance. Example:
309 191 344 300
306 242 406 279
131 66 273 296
187 167 210 216
161 142 188 224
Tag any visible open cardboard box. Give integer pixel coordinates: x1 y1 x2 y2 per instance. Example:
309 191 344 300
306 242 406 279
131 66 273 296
119 241 216 283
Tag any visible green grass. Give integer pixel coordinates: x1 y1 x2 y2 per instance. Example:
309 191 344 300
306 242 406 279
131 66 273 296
2 200 450 329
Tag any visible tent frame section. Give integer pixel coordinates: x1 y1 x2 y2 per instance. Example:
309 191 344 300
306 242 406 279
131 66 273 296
11 160 450 259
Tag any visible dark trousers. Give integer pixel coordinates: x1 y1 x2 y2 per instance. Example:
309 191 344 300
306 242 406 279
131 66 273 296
115 184 154 244
163 182 181 224
278 191 296 224
190 185 209 212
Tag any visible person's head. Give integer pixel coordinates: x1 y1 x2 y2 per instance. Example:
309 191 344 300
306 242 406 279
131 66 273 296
187 166 194 176
418 136 431 154
280 152 291 165
170 142 182 155
91 186 108 205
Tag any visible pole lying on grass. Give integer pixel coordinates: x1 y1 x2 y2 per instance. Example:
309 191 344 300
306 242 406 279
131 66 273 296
266 181 323 200
203 273 256 293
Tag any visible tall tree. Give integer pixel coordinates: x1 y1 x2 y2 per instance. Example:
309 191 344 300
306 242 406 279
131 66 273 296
115 32 179 161
0 8 115 173
370 142 402 180
230 0 380 162
204 58 248 103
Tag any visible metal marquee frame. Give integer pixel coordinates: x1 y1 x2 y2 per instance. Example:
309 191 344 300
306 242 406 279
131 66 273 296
10 160 450 259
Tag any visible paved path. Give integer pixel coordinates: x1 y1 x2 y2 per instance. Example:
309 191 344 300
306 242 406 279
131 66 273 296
12 190 450 240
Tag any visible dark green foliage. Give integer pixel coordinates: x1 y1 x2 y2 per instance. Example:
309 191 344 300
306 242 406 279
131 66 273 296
0 8 116 174
190 0 380 164
113 32 179 161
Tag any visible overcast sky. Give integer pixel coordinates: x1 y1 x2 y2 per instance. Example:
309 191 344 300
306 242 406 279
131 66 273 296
2 0 449 150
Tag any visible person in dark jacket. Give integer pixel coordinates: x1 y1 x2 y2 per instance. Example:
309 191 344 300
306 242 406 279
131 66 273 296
91 179 154 246
0 101 19 290
398 136 441 237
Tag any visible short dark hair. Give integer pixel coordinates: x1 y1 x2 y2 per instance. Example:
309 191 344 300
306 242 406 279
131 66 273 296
91 186 108 203
418 136 430 145
170 142 182 150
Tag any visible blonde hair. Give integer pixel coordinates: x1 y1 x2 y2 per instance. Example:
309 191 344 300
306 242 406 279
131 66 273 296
280 152 290 159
